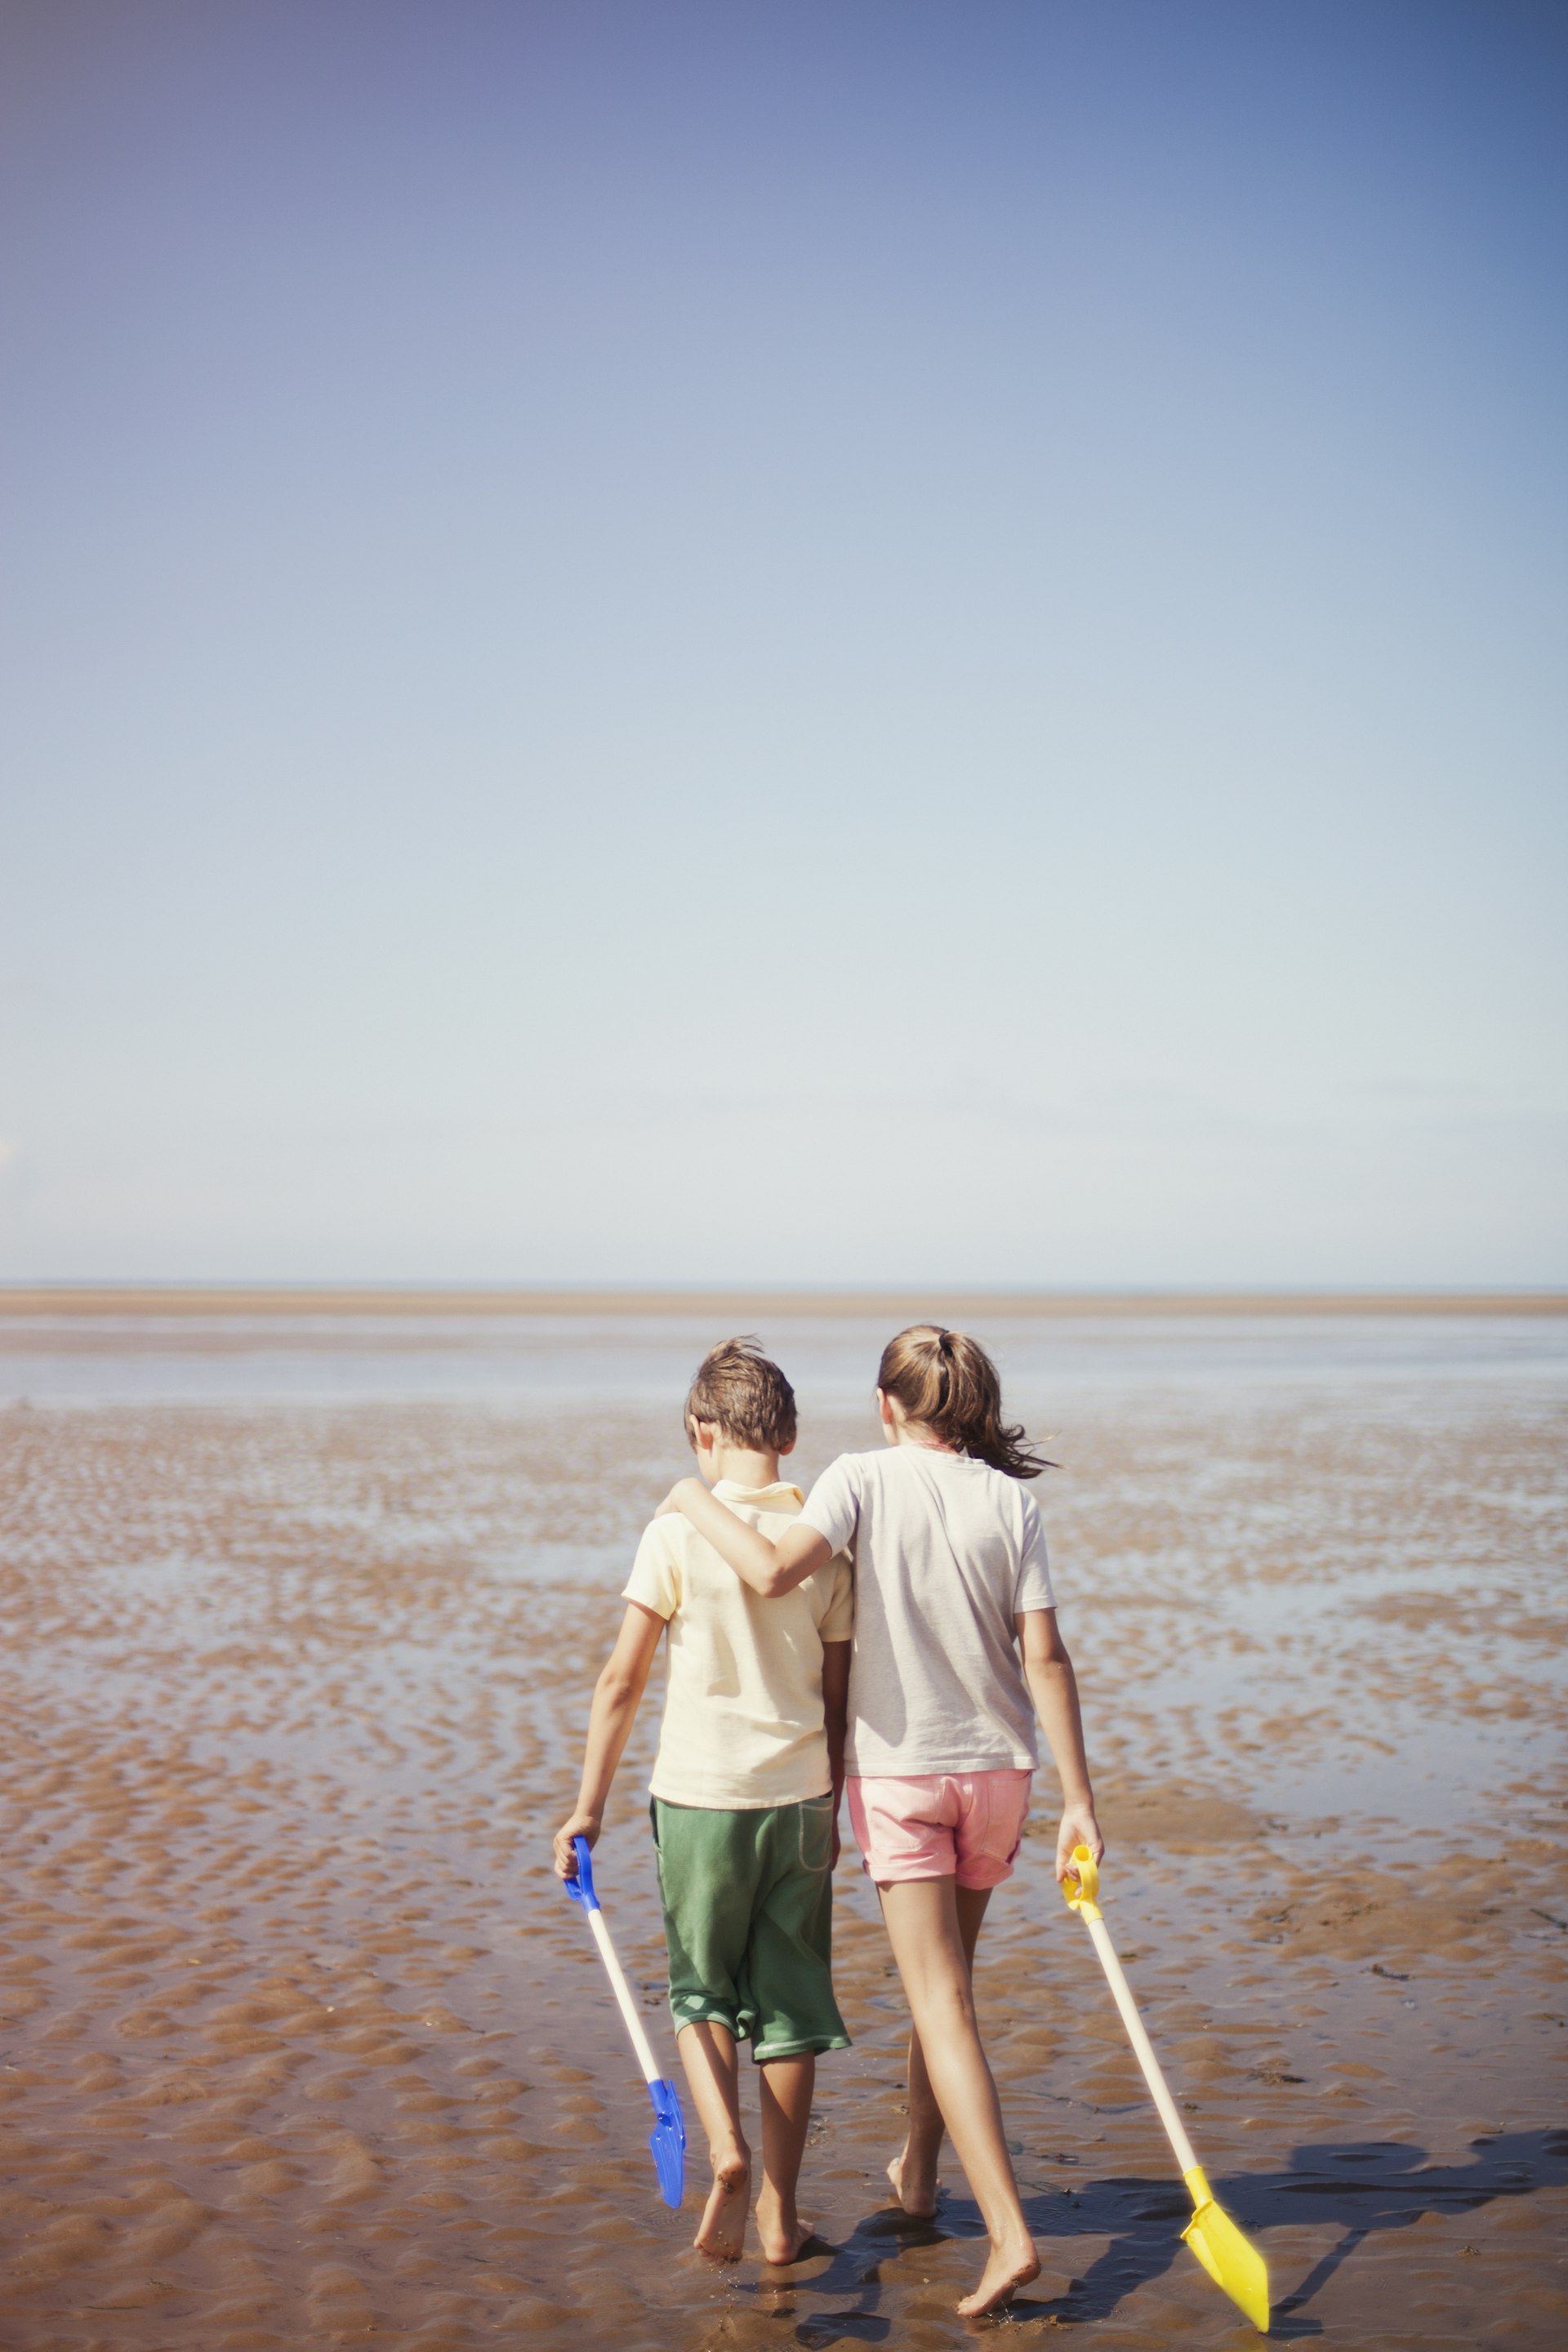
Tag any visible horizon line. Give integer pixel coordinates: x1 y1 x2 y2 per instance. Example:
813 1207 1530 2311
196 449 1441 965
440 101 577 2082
2 1283 1565 1320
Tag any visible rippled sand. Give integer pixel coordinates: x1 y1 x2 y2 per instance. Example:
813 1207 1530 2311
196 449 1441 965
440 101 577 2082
2 1379 1564 2346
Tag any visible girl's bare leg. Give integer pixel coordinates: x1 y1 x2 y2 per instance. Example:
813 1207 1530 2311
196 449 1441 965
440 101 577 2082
755 2054 815 2262
877 1878 1039 2317
889 1882 991 2218
676 2020 750 2260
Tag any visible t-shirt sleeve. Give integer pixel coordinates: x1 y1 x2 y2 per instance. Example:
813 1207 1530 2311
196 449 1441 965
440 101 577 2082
623 1521 680 1620
818 1555 854 1643
796 1454 862 1558
1013 1492 1055 1613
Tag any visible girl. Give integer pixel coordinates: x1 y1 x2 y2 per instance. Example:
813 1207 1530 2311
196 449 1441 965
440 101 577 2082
659 1323 1102 2318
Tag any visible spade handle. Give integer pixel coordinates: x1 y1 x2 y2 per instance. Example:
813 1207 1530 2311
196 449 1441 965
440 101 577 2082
1080 1913 1200 2179
584 1908 662 2086
565 1835 662 2085
1063 1845 1200 2180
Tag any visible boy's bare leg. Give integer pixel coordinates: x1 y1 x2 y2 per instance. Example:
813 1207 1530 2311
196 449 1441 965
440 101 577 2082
877 1879 1039 2317
889 1882 991 2219
755 2055 815 2262
676 2021 751 2260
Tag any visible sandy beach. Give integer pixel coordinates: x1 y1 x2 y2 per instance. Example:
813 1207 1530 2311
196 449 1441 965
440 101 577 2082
1 1308 1564 2346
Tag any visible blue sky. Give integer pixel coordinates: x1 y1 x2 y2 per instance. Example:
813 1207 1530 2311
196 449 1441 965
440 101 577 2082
2 1 1564 1286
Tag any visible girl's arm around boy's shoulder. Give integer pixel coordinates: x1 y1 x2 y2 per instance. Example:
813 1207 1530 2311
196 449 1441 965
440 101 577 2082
655 1476 832 1598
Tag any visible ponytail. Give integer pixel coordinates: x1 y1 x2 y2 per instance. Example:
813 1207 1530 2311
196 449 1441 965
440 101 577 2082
875 1325 1050 1480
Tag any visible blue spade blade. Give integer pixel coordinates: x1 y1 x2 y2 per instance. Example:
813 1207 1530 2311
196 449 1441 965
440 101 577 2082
648 2077 687 2208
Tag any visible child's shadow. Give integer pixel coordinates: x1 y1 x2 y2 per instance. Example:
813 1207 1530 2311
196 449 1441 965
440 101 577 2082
1006 2127 1568 2337
774 2127 1567 2343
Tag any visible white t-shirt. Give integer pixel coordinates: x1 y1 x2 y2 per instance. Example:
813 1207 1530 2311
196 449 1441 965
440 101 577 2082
624 1480 854 1809
797 1445 1055 1778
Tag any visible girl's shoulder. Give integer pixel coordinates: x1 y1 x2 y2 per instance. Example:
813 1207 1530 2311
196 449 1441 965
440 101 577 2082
919 1447 1043 1525
866 1446 1004 1496
810 1448 924 1503
818 1446 889 1479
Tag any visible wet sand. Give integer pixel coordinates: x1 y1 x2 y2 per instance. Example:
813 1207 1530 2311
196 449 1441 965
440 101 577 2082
2 1348 1564 2345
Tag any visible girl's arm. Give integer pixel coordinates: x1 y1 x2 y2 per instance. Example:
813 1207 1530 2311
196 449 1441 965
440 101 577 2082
822 1638 851 1868
551 1601 666 1878
656 1476 831 1597
1017 1607 1104 1885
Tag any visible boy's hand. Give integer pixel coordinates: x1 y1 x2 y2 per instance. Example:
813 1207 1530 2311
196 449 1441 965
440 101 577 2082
1055 1806 1104 1886
552 1811 601 1882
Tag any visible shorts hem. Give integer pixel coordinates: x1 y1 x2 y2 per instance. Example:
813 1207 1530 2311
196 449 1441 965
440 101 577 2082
669 2001 744 2040
955 1860 1017 1889
752 2033 851 2063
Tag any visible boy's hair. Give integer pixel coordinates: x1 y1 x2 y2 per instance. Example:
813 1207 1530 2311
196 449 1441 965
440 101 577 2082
684 1336 797 1454
877 1324 1049 1480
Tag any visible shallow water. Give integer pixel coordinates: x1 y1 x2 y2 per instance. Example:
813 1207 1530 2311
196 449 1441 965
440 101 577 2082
4 1307 1567 1405
1 1315 1564 2347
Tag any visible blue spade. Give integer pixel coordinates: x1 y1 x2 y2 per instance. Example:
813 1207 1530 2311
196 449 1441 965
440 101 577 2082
564 1836 686 2208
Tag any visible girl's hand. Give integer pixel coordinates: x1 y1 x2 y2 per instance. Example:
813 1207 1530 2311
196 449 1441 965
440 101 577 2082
552 1811 600 1882
1055 1806 1104 1886
653 1477 701 1517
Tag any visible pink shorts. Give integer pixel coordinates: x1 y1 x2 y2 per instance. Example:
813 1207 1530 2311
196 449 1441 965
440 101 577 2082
847 1770 1032 1890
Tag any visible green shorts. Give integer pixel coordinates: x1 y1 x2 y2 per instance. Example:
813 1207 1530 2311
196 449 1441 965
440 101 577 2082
650 1795 850 2065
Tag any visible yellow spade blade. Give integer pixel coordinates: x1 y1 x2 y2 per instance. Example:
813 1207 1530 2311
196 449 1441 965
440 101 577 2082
1183 2191 1271 2334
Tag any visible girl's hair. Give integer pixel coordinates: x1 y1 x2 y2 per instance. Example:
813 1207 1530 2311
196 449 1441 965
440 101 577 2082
876 1324 1049 1480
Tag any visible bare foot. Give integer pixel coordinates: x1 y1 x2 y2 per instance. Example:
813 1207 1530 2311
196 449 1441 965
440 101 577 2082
955 2234 1040 2317
755 2200 814 2265
693 2143 750 2262
887 2149 942 2221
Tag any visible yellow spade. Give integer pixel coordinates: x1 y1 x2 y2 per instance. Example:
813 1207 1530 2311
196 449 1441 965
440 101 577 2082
1062 1846 1271 2332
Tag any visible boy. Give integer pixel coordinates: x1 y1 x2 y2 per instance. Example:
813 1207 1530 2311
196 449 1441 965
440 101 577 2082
552 1338 853 2264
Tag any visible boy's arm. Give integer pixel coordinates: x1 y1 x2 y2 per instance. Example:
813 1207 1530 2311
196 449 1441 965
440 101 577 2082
822 1638 851 1868
1017 1607 1103 1886
656 1476 831 1597
551 1601 666 1880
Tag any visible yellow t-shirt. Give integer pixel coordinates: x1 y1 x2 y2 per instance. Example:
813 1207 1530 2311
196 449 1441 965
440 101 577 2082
624 1480 854 1810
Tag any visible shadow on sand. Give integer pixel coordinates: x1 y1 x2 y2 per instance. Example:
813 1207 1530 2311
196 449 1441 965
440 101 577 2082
747 2127 1567 2343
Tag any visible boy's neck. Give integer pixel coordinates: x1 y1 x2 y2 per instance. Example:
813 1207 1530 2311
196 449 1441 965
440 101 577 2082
700 1440 783 1490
